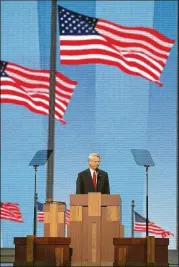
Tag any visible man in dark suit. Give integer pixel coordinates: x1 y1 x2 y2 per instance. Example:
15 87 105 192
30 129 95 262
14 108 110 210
76 153 110 194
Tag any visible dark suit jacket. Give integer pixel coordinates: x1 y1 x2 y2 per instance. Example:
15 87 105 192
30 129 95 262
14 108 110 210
76 168 110 194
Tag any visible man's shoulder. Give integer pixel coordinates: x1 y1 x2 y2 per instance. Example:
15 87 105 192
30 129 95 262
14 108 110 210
98 169 108 176
78 169 89 176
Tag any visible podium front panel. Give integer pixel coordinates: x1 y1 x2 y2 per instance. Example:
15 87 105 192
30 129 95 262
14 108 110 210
68 222 82 266
68 194 122 266
101 206 120 265
87 213 101 266
82 207 88 266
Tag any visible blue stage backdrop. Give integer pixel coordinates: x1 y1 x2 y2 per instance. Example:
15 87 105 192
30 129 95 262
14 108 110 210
1 0 177 249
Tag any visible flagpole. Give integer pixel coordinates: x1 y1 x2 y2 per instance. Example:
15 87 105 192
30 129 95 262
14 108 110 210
1 224 3 248
46 0 57 202
145 165 149 237
177 156 178 250
131 200 135 237
33 165 38 236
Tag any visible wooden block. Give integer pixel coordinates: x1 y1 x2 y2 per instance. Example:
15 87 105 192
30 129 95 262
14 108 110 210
107 206 119 221
43 203 50 212
26 235 34 262
87 216 101 266
101 206 119 264
101 195 121 206
119 224 124 237
44 223 50 237
44 203 50 224
82 207 88 265
58 212 64 223
57 204 66 212
50 203 58 222
88 193 101 216
70 206 82 221
92 223 97 263
50 204 58 237
147 236 155 264
44 211 50 223
68 222 83 264
118 247 127 265
44 203 66 237
55 247 64 266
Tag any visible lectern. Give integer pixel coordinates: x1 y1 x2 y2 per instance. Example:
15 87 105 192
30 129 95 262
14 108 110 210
43 202 66 237
68 193 124 266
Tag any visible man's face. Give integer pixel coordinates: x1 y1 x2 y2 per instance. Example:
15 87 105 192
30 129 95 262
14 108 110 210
88 156 100 170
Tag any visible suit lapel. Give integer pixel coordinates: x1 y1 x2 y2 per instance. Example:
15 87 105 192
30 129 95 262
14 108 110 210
97 169 104 192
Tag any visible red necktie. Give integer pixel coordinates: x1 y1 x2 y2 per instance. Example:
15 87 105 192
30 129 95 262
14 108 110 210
93 171 97 190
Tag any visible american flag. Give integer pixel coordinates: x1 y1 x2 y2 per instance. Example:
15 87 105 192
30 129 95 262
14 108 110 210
58 6 175 86
134 211 174 238
0 202 23 223
0 60 78 123
37 201 70 225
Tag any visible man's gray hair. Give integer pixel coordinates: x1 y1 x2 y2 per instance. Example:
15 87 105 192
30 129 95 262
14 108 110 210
88 153 101 161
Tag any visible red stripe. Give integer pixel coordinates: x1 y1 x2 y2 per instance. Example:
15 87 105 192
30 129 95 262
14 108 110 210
98 18 175 44
60 48 161 79
134 222 174 237
1 61 78 123
96 22 172 53
8 62 78 86
60 58 162 86
124 53 165 70
60 38 112 46
60 35 164 83
6 67 75 94
0 202 23 223
94 30 169 62
1 88 67 115
29 92 70 106
1 97 64 121
61 39 167 67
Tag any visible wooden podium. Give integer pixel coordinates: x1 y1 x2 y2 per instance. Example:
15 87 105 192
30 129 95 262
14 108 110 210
68 193 124 266
113 237 169 266
43 202 66 237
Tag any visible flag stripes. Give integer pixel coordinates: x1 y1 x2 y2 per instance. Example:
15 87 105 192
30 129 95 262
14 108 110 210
59 6 175 86
134 211 174 238
1 61 78 123
0 202 23 223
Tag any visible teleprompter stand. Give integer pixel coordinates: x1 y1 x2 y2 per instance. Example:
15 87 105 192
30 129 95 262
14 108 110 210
29 150 53 236
131 149 155 237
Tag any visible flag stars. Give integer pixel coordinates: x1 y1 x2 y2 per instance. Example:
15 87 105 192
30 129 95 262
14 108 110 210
59 8 98 35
